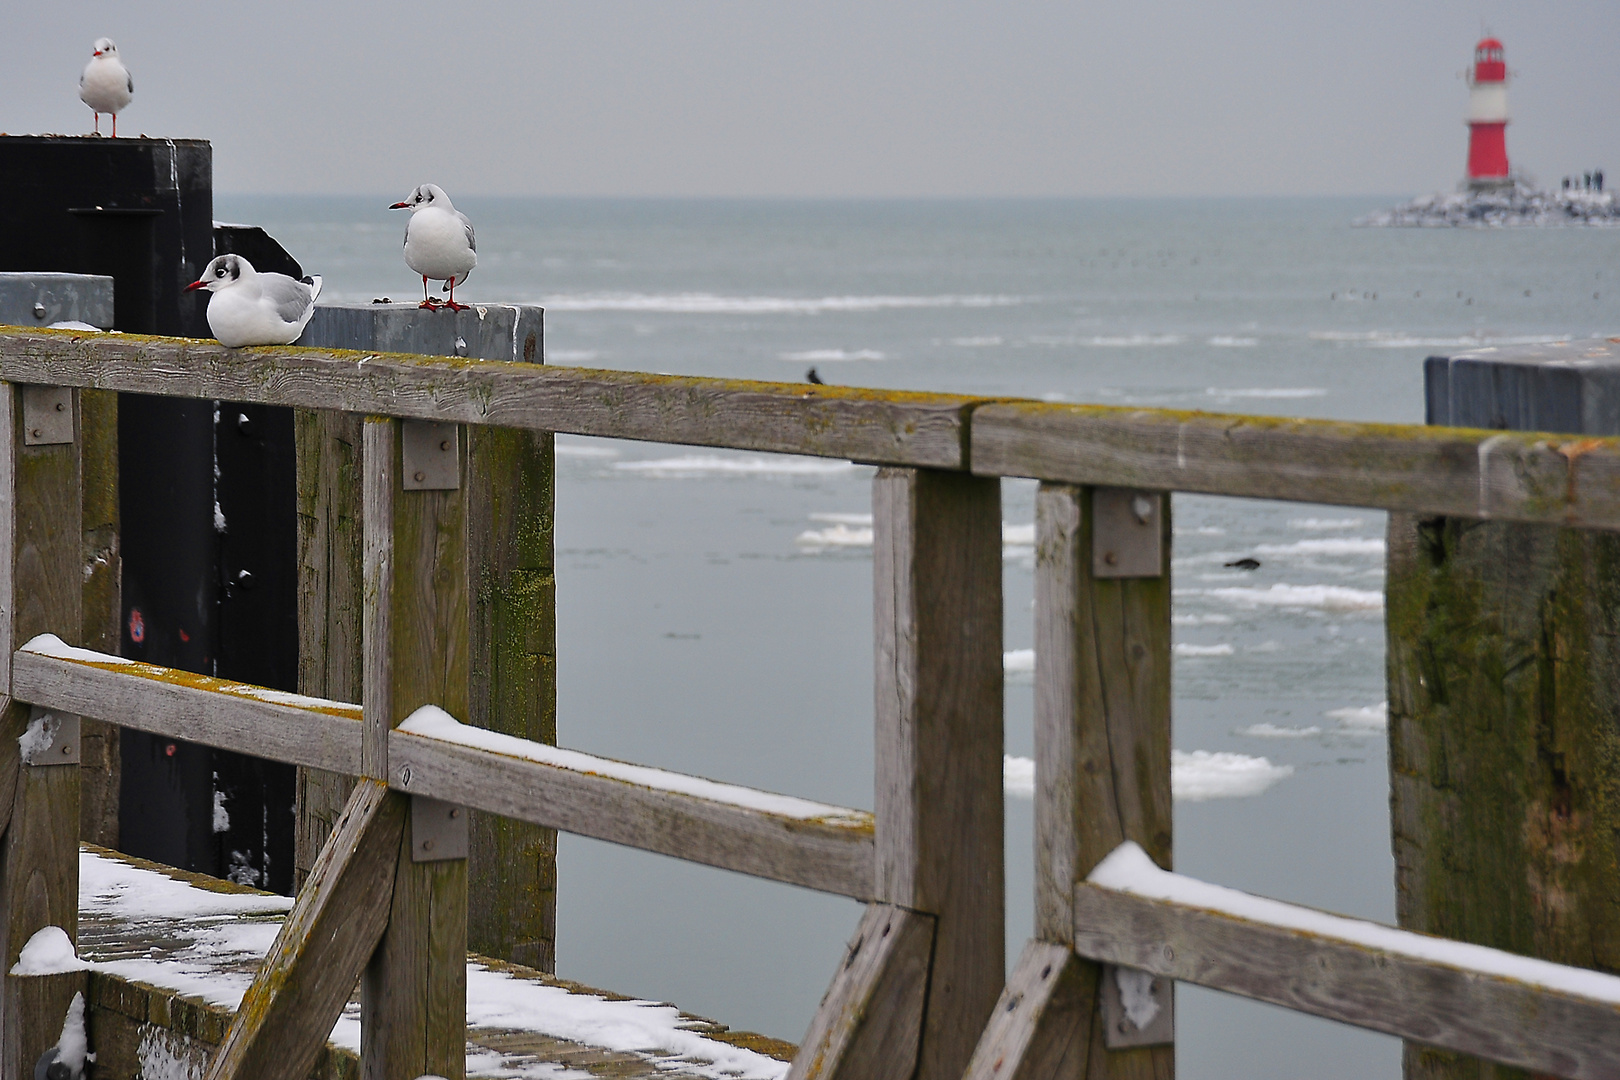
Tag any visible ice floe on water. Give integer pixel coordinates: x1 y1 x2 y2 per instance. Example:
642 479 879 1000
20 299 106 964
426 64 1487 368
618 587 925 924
1003 648 1035 674
1205 387 1326 400
613 454 859 478
1309 330 1569 349
1175 643 1234 657
1253 538 1385 557
1004 751 1291 801
1326 701 1388 732
1289 517 1367 531
795 516 1036 554
1357 185 1620 228
1237 723 1324 739
1082 334 1185 347
1207 336 1259 347
538 293 1023 314
778 348 885 362
1189 583 1383 613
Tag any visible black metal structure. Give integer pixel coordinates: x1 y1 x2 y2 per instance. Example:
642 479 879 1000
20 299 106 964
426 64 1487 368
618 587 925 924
0 135 299 893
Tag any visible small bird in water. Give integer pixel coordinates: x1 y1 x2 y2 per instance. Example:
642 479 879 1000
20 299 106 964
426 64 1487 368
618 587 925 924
806 367 824 385
79 38 133 138
1224 557 1261 571
186 255 322 348
390 184 476 311
34 991 91 1080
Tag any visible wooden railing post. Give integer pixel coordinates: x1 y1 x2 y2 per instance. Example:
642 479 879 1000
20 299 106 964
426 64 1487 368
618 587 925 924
793 467 1004 1080
0 382 85 1079
360 416 469 1080
966 484 1173 1080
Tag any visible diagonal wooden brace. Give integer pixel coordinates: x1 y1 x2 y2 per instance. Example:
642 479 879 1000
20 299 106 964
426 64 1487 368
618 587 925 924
204 779 407 1080
963 941 1098 1080
787 902 936 1080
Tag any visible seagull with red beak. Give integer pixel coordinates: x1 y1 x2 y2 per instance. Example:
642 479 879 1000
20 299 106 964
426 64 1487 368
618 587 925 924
79 38 132 137
186 255 322 348
389 184 476 311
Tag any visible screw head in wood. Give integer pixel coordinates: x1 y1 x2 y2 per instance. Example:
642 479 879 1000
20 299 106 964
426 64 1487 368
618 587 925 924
1104 551 1118 565
439 439 450 451
32 302 46 319
414 470 426 482
422 838 435 851
29 428 41 439
54 402 65 412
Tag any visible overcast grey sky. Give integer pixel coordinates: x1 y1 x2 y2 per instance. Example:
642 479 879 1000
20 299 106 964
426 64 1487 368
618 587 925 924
6 2 1618 197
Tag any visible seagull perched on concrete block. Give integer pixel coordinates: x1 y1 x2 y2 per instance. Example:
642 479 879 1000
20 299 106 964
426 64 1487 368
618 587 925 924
79 38 132 138
390 184 477 311
33 991 91 1080
186 255 322 348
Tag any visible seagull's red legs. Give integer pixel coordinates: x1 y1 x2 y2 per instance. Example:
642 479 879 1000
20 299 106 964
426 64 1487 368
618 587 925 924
443 277 468 313
111 114 117 138
418 275 440 310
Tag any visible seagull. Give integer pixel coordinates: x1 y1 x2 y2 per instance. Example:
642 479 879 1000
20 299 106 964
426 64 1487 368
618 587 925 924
389 184 476 311
79 38 133 138
33 991 91 1080
186 255 322 348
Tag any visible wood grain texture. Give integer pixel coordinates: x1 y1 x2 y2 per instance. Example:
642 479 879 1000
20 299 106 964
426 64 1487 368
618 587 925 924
362 415 469 1080
873 467 1004 1080
963 942 1097 1080
11 647 363 773
294 408 364 887
1032 484 1174 1080
1070 881 1620 1080
361 417 395 782
787 903 935 1080
206 780 406 1080
1386 511 1620 1080
972 400 1620 529
78 388 119 847
4 972 88 1080
389 729 874 898
0 328 973 469
465 424 557 970
0 382 83 1070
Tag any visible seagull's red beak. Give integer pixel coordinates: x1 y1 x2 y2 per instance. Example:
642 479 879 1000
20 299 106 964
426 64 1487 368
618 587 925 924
93 50 103 56
388 202 409 209
185 280 206 291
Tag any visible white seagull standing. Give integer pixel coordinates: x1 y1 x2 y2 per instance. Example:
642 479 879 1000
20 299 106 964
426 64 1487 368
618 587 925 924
186 255 322 348
79 38 133 138
390 184 476 311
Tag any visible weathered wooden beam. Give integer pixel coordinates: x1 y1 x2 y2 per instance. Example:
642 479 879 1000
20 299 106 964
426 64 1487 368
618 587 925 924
389 726 873 898
78 387 119 847
11 644 363 773
205 780 406 1080
963 942 1097 1080
0 381 84 1077
1070 879 1620 1080
971 400 1620 529
10 645 875 895
293 409 363 888
0 328 974 468
873 467 1004 1080
361 416 468 1080
787 903 935 1080
4 972 89 1080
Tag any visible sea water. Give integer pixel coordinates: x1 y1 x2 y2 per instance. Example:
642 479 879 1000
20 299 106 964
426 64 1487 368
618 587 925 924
218 194 1620 1080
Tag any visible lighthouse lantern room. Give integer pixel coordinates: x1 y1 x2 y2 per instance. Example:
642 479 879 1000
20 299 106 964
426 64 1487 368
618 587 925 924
1466 37 1512 189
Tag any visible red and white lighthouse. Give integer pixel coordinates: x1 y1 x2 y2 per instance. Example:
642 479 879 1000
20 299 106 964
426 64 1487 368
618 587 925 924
1465 37 1511 189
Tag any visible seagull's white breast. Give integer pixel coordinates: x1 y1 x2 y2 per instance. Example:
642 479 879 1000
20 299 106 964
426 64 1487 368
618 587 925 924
403 208 477 284
79 57 132 114
206 281 314 349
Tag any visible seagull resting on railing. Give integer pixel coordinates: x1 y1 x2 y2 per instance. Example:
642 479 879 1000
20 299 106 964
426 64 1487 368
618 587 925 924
186 255 322 348
79 38 133 138
390 184 477 311
34 991 91 1080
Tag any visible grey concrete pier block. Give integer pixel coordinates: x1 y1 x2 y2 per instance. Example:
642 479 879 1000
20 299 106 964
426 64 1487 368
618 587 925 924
1426 337 1620 434
300 302 543 365
0 273 115 330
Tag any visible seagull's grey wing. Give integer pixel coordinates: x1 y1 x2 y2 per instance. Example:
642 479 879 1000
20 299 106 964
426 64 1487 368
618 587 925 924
127 71 134 94
262 274 314 324
459 211 475 253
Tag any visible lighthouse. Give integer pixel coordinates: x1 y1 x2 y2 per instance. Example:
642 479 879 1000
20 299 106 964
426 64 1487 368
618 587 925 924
1465 37 1511 189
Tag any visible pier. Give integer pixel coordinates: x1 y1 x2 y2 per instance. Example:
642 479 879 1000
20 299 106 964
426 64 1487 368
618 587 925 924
0 322 1615 1079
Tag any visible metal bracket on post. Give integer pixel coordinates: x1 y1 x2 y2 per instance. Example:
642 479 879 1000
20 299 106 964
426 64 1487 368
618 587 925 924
1092 488 1162 578
401 421 460 490
410 795 467 862
20 387 73 446
21 707 80 766
1100 965 1174 1048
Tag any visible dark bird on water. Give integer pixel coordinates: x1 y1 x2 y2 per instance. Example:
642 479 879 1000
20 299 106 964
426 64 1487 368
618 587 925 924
806 367 824 385
1224 557 1261 571
34 991 90 1080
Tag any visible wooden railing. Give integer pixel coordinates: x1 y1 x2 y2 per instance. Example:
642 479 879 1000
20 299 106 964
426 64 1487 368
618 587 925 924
0 325 1617 1080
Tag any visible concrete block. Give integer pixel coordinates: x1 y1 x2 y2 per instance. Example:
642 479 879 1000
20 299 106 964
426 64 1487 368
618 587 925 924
0 272 114 329
300 302 543 364
1426 337 1620 434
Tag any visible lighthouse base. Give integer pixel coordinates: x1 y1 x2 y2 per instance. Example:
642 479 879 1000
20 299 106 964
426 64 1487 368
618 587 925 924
1359 183 1620 228
1466 175 1516 192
